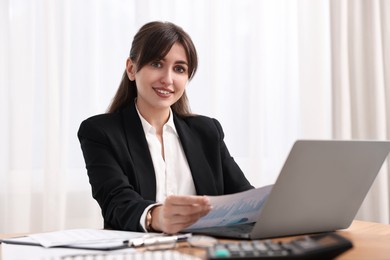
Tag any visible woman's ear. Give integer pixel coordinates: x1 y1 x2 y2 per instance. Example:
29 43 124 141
126 58 136 81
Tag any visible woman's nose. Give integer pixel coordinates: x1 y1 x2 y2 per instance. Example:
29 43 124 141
160 68 173 85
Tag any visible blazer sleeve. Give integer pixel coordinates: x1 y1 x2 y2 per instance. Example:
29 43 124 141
78 116 154 231
179 115 253 195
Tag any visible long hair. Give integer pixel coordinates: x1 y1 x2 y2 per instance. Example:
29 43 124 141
107 21 198 116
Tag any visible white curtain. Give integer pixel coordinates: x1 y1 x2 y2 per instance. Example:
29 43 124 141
1 0 389 233
330 0 390 223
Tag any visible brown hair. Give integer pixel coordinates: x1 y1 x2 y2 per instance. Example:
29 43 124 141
107 21 198 115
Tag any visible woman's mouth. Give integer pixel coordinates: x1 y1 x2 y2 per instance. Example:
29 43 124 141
154 88 174 97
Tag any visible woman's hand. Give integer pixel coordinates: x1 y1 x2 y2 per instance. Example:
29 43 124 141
151 195 212 234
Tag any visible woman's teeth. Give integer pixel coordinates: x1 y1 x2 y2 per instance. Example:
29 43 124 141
156 89 171 94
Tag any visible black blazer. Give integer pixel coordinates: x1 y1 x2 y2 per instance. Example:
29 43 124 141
78 103 253 231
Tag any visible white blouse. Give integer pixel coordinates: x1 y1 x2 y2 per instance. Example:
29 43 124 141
136 106 196 230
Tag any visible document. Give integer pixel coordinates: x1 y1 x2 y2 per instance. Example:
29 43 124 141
186 185 273 230
2 229 191 251
29 228 142 248
1 229 157 250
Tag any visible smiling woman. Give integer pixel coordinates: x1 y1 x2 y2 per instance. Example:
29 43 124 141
77 21 254 234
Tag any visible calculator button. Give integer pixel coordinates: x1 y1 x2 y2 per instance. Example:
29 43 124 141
214 248 230 257
252 241 267 252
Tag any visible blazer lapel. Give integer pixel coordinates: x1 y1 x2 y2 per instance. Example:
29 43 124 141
121 104 156 200
174 115 218 195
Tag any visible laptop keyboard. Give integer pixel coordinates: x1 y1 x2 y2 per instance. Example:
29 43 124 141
190 223 255 239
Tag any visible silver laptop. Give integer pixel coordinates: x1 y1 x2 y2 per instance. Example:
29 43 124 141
189 140 390 239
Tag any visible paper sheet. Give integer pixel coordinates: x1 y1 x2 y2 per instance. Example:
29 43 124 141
28 229 147 248
1 243 135 260
186 185 273 230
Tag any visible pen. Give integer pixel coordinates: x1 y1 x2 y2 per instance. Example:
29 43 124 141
129 233 192 247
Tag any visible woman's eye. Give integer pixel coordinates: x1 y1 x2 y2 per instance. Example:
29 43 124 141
151 61 162 68
174 66 186 73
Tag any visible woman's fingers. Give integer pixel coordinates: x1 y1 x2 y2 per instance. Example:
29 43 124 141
163 195 211 216
154 195 212 234
165 195 210 205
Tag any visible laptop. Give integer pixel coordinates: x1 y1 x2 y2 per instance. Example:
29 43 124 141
188 140 390 239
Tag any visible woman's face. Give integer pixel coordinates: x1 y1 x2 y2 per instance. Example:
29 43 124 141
127 43 189 117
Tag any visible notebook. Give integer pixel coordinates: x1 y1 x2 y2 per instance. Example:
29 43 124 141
189 140 390 239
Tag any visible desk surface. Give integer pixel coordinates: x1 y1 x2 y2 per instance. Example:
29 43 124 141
335 220 390 259
1 220 390 259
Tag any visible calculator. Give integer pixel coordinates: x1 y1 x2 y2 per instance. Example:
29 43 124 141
207 232 353 259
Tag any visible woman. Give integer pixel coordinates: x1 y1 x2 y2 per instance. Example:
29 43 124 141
78 21 253 234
